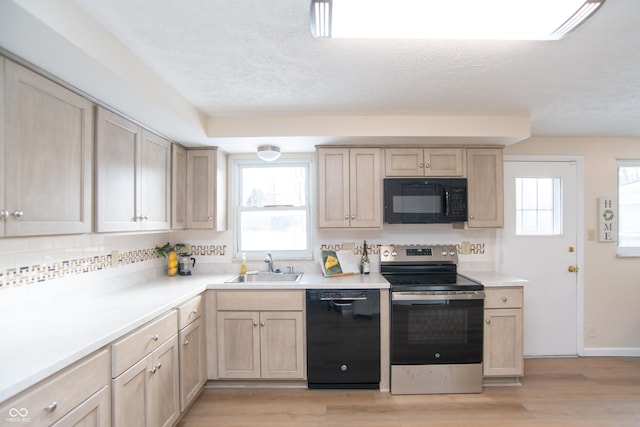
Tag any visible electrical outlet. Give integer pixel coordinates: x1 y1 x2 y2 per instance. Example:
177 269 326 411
587 324 597 338
111 250 119 267
183 243 192 254
461 241 471 255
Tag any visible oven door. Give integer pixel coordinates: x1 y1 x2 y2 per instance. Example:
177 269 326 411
391 291 484 365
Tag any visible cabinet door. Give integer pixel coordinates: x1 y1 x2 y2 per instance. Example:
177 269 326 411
350 148 382 228
51 386 110 427
483 308 524 377
467 148 504 227
424 148 463 176
171 144 187 229
318 148 350 228
186 149 224 229
149 336 179 427
217 311 261 378
260 311 305 379
0 58 5 237
140 130 170 231
179 317 206 411
95 107 141 232
384 148 424 176
112 353 150 427
4 60 93 236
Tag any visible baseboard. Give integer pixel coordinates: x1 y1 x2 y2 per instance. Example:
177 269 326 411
583 347 640 356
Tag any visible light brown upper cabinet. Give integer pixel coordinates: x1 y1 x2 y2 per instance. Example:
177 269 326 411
318 147 382 228
385 148 464 177
2 59 93 236
466 148 504 228
185 149 226 230
171 144 187 230
95 107 171 232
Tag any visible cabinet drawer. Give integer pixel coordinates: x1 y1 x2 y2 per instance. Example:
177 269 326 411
178 294 203 330
484 287 523 309
112 310 177 377
217 290 304 311
0 349 109 426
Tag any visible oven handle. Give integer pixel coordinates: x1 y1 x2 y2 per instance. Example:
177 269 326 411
320 297 368 302
392 291 484 301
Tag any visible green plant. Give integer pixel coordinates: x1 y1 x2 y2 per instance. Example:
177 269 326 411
154 242 186 258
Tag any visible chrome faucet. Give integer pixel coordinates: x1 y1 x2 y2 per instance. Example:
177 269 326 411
264 253 274 273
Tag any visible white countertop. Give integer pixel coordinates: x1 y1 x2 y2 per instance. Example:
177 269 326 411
458 271 528 287
0 271 389 403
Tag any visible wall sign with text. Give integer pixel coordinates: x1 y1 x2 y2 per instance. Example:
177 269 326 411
598 197 616 242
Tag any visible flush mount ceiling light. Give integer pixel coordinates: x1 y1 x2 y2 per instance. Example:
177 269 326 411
310 0 605 40
257 145 281 161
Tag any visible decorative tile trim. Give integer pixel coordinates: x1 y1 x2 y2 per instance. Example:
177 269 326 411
321 242 485 255
191 245 226 256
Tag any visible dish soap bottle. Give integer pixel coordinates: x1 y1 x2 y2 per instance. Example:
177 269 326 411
240 253 247 280
361 240 370 275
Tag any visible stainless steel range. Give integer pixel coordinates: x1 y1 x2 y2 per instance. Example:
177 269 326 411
380 244 484 394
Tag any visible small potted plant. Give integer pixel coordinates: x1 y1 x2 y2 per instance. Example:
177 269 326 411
155 242 186 276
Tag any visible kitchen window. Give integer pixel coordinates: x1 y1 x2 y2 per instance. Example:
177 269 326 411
618 160 640 256
234 157 312 260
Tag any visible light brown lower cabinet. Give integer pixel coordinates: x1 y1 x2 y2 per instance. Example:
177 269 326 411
177 294 207 411
112 335 180 427
215 290 306 380
0 349 110 427
483 287 524 383
111 310 180 427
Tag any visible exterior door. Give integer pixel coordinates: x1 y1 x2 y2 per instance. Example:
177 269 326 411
500 158 580 356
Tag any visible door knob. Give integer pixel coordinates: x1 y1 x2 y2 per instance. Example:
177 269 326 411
568 266 579 273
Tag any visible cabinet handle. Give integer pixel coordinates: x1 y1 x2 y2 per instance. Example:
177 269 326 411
351 215 355 220
12 210 24 219
419 163 424 168
184 339 190 346
260 321 265 327
156 362 162 370
143 215 149 220
425 163 431 168
469 215 475 220
344 215 349 220
502 297 508 302
150 366 157 374
0 210 8 219
151 334 159 341
45 401 58 412
191 308 198 315
486 319 491 324
207 216 213 221
253 321 258 327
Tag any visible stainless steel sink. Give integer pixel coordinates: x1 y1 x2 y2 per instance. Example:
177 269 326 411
225 272 304 283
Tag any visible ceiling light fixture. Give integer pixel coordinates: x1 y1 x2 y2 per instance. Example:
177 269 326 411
257 145 281 161
310 0 605 40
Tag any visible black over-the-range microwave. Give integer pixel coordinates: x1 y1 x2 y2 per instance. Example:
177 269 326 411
383 178 468 224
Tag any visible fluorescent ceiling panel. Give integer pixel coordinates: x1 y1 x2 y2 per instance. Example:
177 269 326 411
311 0 605 40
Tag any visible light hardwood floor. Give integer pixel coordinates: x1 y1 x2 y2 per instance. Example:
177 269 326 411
178 357 640 427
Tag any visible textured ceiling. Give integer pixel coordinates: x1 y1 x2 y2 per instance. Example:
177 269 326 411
72 0 640 141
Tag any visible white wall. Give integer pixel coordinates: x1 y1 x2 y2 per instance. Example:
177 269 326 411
505 136 640 354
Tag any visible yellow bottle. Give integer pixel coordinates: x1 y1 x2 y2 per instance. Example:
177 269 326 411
240 253 247 275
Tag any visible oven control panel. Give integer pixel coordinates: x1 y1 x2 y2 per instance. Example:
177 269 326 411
380 245 458 263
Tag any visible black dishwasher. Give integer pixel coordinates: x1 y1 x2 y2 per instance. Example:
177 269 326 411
306 289 380 389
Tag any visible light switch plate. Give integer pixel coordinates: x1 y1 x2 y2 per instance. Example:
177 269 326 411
587 229 596 241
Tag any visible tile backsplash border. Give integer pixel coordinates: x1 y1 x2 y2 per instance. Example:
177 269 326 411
0 244 227 288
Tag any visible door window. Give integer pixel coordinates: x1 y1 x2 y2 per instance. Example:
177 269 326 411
515 177 562 236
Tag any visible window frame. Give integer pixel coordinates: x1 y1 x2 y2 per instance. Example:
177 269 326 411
232 155 314 261
514 176 563 237
617 159 640 257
